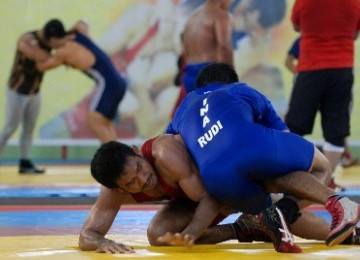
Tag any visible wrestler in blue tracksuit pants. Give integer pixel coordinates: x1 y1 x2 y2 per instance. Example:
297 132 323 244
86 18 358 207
167 82 315 214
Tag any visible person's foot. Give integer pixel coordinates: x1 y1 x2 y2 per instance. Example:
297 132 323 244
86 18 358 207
18 159 45 174
340 227 360 245
328 178 346 192
232 214 272 242
325 195 360 247
259 205 302 253
341 157 359 168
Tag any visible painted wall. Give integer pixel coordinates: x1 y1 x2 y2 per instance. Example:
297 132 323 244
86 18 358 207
1 0 359 147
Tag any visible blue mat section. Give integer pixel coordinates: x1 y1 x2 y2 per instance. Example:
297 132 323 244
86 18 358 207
0 209 330 227
0 187 99 198
0 210 154 227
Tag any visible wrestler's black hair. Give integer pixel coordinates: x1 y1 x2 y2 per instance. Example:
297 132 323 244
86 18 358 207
248 0 286 29
43 19 66 40
196 62 239 87
90 141 138 189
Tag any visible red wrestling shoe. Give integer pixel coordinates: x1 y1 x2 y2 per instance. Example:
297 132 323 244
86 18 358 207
325 195 360 247
259 206 302 253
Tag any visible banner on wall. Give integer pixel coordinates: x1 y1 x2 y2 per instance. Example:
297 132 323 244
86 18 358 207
2 0 358 144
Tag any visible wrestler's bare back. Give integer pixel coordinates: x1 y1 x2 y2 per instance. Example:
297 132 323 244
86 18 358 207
182 5 233 65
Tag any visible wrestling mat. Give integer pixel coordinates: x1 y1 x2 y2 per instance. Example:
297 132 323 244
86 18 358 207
1 164 360 259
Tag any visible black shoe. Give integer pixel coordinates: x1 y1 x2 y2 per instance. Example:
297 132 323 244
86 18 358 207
341 227 360 245
232 214 272 242
259 205 302 253
18 159 45 174
19 166 45 174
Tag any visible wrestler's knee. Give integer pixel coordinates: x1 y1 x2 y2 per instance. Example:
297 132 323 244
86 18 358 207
147 221 170 246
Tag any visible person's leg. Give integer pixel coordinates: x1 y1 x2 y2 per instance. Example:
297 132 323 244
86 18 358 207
19 92 44 173
87 111 117 143
285 71 319 138
321 68 353 189
148 199 237 245
21 93 40 159
290 210 329 240
267 170 360 246
0 90 24 155
260 131 359 247
341 140 358 168
148 198 273 246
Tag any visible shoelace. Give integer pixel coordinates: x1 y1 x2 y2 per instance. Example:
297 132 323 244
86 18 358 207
241 219 271 241
329 203 342 230
353 228 360 244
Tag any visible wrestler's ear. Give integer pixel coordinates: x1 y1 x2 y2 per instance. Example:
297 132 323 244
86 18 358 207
132 145 142 156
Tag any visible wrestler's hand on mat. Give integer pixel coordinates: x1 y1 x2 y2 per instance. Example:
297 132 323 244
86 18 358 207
157 232 195 247
96 239 135 254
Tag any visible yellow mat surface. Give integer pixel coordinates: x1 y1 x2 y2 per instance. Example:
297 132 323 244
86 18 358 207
1 165 360 259
1 235 360 260
1 164 359 187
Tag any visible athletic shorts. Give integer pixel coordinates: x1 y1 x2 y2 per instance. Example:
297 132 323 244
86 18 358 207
200 124 315 215
285 68 353 146
88 69 127 120
183 62 210 93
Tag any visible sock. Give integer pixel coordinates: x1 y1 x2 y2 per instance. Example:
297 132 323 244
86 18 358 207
275 198 301 225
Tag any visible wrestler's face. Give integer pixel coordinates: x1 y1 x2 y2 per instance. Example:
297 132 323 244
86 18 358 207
115 155 158 193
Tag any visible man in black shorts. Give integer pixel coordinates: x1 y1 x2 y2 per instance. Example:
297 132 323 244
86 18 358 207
285 0 360 188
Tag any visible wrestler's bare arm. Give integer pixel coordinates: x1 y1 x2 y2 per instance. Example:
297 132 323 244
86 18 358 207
214 13 234 66
18 33 50 62
155 135 221 245
71 20 90 36
78 186 136 253
285 54 297 73
36 46 67 71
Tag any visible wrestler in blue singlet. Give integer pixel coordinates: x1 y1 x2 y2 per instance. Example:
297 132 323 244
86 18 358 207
74 32 127 119
183 62 210 93
168 82 315 214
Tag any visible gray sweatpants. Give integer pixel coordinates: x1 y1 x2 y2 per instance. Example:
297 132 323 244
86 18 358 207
0 89 41 159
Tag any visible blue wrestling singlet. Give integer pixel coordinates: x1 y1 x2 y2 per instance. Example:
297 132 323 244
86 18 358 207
74 33 127 119
168 82 315 214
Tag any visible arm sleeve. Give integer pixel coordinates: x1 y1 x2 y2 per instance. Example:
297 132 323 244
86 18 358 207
288 37 300 58
291 0 301 27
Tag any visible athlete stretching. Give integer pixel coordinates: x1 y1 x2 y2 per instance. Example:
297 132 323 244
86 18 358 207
36 19 127 143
